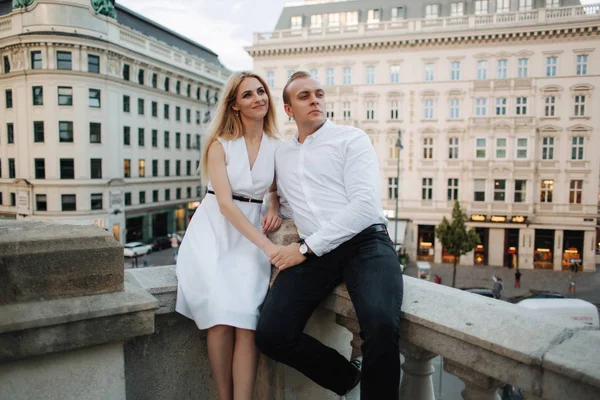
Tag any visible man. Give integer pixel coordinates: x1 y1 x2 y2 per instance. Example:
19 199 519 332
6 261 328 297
255 71 404 399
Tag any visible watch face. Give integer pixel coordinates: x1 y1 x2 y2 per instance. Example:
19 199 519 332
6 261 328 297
299 243 308 255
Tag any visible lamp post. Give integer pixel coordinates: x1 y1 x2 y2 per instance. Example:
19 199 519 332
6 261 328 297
394 129 404 252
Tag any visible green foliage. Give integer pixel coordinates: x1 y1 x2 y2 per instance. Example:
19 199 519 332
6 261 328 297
435 201 480 258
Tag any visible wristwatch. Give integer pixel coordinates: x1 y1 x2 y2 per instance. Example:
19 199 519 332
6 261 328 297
298 240 310 256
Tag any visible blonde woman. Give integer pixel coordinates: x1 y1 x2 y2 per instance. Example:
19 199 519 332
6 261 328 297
176 71 282 400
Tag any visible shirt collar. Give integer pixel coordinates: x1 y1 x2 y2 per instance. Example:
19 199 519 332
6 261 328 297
292 119 332 145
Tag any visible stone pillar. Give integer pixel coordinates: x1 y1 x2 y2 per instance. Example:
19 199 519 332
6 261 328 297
444 359 502 400
434 236 443 264
553 229 563 271
583 230 596 272
399 344 436 400
488 228 504 267
519 227 534 270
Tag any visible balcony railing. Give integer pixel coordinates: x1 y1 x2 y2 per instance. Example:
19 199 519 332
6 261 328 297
252 4 600 44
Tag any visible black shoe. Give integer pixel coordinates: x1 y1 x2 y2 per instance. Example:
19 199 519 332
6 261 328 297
344 357 363 395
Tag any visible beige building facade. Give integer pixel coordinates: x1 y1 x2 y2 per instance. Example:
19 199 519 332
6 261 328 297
248 0 600 271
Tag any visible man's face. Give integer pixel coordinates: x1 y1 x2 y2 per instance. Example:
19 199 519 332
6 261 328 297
284 77 326 126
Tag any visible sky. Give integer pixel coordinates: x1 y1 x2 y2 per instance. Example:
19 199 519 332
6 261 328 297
119 0 289 71
120 0 598 72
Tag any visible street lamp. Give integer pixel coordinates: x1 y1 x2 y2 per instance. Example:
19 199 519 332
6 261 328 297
394 129 404 252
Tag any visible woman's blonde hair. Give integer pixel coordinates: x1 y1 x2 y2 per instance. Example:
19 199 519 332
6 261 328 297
201 71 278 176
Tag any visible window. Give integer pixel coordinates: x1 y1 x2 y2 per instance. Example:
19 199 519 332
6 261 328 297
153 190 159 202
574 95 586 116
477 60 487 80
186 133 191 149
90 159 102 179
569 180 583 204
346 11 359 25
32 86 43 105
309 69 318 80
196 110 201 124
343 101 352 120
152 101 158 117
123 126 130 145
165 189 171 201
422 178 433 200
475 98 487 116
425 4 439 19
5 89 12 108
186 109 191 124
388 177 398 199
447 178 459 201
450 2 464 17
138 68 145 85
3 55 10 73
546 56 557 77
164 104 170 119
164 131 170 148
139 191 146 205
33 121 44 143
152 73 158 88
56 51 72 70
449 137 459 159
498 0 510 12
423 138 433 159
186 84 191 97
576 55 588 76
138 128 145 146
496 138 507 159
138 159 146 177
571 136 584 160
544 96 555 117
327 13 340 28
187 160 192 176
11 193 15 206
516 97 527 115
89 89 101 108
7 123 14 144
540 179 554 203
8 158 15 178
496 97 507 115
176 132 181 149
326 68 334 86
195 134 201 150
152 130 158 148
58 87 73 106
366 101 375 120
164 160 170 176
390 100 399 120
390 65 400 83
125 193 132 206
152 160 158 177
291 16 303 30
174 106 181 122
476 138 487 159
424 99 434 120
391 6 404 20
516 138 528 159
176 160 181 176
31 51 42 69
187 187 192 198
450 99 460 119
475 0 489 15
451 61 460 80
311 14 323 28
164 77 170 91
514 180 526 203
474 180 486 202
90 123 101 144
61 195 76 211
518 58 528 78
88 54 99 73
59 121 73 143
542 137 554 160
176 188 182 200
494 180 506 201
326 102 334 119
366 66 375 84
367 9 380 23
123 159 131 178
60 159 74 179
519 0 533 11
34 158 45 179
546 0 560 8
138 98 145 115
36 194 47 211
497 59 508 79
91 193 103 210
123 64 130 81
176 81 181 95
123 95 130 112
424 63 434 81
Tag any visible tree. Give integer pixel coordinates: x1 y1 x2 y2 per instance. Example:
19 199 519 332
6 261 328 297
435 201 480 288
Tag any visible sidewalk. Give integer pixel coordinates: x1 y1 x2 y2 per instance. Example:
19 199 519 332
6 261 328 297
404 262 600 302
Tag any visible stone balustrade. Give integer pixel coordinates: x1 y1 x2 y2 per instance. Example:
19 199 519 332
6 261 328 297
1 219 599 399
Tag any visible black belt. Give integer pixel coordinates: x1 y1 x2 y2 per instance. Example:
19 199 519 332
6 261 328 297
207 190 263 204
361 224 388 235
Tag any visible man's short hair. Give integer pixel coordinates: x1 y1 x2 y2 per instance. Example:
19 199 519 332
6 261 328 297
282 71 312 105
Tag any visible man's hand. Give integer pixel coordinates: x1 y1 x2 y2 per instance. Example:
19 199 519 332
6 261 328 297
271 243 306 271
262 212 282 234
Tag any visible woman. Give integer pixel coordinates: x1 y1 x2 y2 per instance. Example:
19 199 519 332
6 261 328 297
176 71 282 400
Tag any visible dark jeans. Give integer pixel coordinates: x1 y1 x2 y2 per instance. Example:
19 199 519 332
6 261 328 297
255 227 404 399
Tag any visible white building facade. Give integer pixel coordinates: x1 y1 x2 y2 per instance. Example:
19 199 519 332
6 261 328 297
248 0 600 271
0 0 228 244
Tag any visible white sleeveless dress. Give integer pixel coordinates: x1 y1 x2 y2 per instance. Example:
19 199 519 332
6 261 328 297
176 134 278 330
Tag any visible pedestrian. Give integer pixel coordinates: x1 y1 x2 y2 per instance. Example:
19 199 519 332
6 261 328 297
132 255 138 268
434 274 441 284
492 276 503 299
514 268 521 288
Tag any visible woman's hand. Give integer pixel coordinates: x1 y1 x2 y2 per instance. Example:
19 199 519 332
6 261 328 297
262 242 282 260
261 212 282 234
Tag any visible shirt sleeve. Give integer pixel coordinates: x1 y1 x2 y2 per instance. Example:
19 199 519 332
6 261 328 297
304 132 383 256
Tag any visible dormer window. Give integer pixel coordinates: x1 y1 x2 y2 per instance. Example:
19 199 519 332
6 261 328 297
425 4 439 19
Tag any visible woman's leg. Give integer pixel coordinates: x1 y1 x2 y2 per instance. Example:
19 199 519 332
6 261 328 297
232 328 259 400
207 325 235 400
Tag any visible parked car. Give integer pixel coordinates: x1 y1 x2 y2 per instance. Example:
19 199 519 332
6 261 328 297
460 287 495 298
123 242 153 257
149 236 171 251
507 290 564 304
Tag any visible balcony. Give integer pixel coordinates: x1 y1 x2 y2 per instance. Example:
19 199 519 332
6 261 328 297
1 220 599 400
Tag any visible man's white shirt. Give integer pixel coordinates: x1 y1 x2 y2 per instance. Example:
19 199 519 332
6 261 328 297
275 120 388 256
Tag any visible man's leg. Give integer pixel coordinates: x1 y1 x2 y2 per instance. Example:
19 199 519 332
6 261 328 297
343 231 404 400
256 253 359 395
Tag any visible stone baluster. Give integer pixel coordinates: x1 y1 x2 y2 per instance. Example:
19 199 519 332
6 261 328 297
399 344 437 400
444 359 502 400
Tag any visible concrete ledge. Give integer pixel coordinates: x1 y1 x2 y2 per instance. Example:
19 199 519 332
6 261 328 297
0 221 124 304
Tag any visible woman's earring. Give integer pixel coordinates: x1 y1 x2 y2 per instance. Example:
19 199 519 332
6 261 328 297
236 110 240 117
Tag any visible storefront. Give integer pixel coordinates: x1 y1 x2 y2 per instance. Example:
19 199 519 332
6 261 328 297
534 229 555 270
417 225 435 262
474 227 489 265
152 212 169 238
126 216 145 243
562 230 584 272
504 229 520 268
